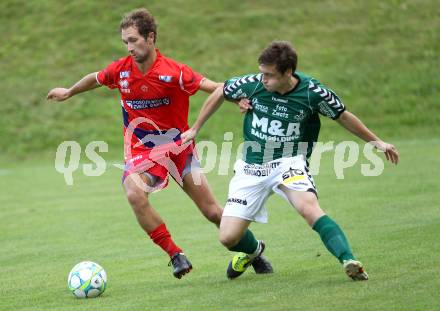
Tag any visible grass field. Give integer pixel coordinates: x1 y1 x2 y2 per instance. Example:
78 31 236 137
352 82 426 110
1 138 439 310
1 0 438 310
0 0 439 158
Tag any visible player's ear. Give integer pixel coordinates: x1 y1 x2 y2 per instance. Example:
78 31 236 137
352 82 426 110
147 32 155 43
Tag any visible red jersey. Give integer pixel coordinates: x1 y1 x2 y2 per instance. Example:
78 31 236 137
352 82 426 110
96 49 204 155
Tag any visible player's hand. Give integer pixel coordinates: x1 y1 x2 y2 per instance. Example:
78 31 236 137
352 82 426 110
46 88 71 101
238 98 252 113
374 141 399 164
181 127 198 144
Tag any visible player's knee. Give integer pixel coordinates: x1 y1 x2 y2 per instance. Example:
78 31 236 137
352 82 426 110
296 198 323 225
125 189 148 210
203 203 222 225
219 231 239 249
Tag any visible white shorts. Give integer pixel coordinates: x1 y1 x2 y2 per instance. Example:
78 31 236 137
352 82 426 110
223 155 317 223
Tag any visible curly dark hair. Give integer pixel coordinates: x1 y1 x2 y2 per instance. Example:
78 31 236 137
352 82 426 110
120 8 157 42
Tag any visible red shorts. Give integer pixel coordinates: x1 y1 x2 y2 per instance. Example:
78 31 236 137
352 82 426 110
123 141 198 191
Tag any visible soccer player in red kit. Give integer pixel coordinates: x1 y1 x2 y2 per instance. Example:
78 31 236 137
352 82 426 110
47 8 273 279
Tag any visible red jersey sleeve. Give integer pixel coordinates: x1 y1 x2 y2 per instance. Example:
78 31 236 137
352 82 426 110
96 61 119 89
178 64 204 95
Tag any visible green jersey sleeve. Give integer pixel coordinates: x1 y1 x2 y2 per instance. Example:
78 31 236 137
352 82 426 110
223 74 262 100
308 79 346 120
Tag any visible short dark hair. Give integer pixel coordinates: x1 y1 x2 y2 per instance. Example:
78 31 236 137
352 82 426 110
258 41 298 74
120 8 157 42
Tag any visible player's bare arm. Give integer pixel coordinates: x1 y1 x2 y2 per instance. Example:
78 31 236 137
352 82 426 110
337 110 399 164
198 78 223 94
181 85 225 144
46 72 101 101
238 98 253 113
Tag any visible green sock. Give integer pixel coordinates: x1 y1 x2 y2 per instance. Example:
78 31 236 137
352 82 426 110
228 229 258 254
312 215 355 263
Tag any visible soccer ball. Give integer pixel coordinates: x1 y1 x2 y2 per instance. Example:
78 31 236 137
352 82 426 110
67 261 107 298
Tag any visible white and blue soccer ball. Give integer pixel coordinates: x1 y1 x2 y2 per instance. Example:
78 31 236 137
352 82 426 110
67 261 107 298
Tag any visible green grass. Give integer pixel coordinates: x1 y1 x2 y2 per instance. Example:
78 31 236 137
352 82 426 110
1 0 438 309
0 0 438 159
1 138 439 310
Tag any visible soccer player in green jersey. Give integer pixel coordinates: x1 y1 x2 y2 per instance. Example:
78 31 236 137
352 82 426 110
182 41 399 281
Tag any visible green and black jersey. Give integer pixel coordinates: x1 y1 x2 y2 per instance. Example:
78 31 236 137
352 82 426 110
223 72 346 164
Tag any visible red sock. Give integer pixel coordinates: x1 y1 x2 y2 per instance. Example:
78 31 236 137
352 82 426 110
148 223 182 257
